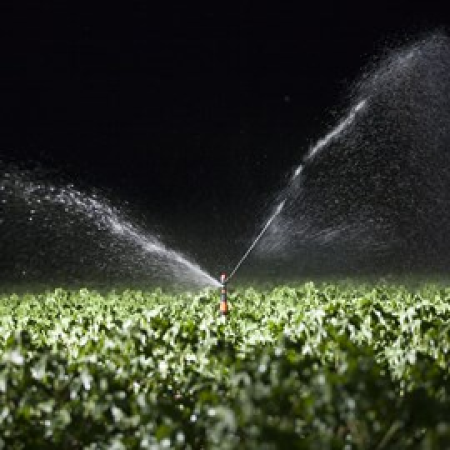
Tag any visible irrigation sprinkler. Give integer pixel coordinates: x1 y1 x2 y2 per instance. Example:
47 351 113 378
219 272 229 316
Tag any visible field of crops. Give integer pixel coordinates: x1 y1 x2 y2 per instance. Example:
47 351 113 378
1 283 450 449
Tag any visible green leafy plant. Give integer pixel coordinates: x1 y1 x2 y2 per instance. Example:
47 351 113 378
1 283 450 449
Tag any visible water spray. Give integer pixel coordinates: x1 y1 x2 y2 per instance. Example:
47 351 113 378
1 170 219 289
225 200 287 285
218 98 369 305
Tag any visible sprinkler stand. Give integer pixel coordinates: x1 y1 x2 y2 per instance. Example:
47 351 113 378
219 272 229 317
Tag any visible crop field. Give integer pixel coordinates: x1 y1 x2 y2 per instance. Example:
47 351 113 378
1 283 450 449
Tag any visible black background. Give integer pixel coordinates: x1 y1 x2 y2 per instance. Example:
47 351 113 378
2 1 450 270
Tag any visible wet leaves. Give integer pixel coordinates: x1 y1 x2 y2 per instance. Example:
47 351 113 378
0 283 450 448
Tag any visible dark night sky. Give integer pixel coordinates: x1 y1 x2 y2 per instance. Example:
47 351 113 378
2 1 450 223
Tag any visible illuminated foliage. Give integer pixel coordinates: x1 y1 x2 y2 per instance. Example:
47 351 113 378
0 283 450 448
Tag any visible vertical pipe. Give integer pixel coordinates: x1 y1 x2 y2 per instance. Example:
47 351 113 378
219 272 228 316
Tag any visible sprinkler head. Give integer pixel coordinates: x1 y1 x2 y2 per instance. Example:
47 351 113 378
219 272 229 316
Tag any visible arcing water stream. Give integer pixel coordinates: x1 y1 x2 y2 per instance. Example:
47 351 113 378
226 99 368 281
3 34 450 287
0 94 368 289
248 32 450 277
0 169 220 288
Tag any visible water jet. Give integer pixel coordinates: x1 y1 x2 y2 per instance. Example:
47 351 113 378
251 32 450 279
0 167 220 289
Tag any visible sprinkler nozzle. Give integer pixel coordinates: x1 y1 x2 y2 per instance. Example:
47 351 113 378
219 272 229 316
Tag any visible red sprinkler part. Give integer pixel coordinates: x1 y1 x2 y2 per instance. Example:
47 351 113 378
219 272 229 316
